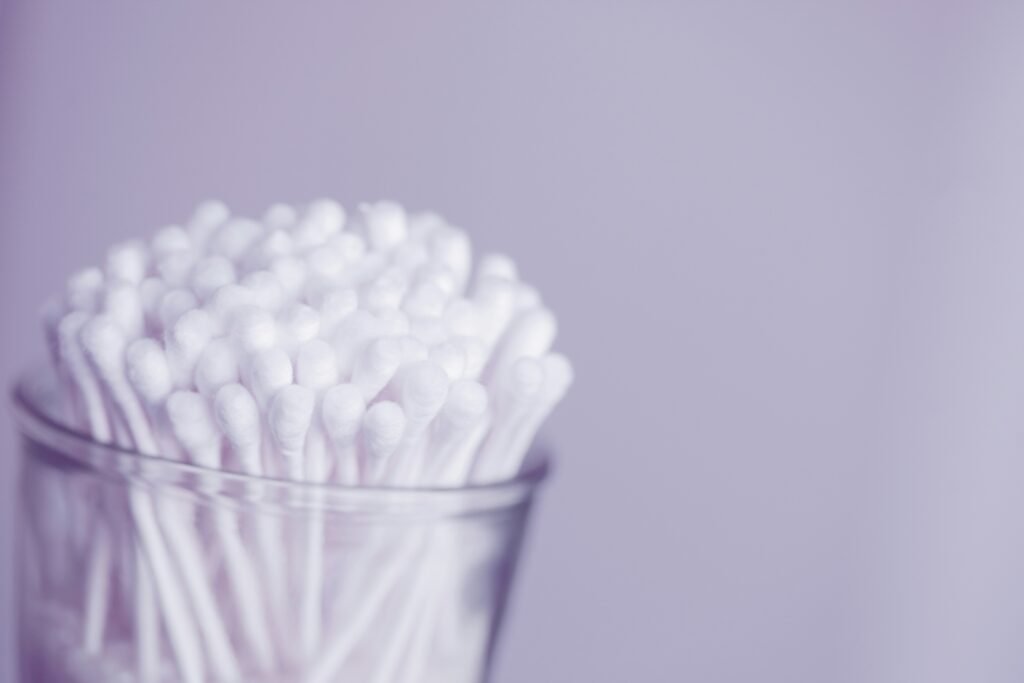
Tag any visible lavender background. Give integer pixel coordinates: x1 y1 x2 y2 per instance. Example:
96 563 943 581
3 2 1024 681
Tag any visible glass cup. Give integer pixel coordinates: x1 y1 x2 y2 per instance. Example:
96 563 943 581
11 370 549 683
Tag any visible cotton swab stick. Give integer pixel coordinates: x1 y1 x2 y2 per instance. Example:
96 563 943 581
164 392 244 682
299 402 332 663
497 352 575 480
321 383 365 484
80 317 169 681
57 312 116 656
92 333 205 683
268 384 315 482
80 317 159 454
360 401 406 485
168 390 277 673
425 379 489 486
473 276 518 354
213 383 264 476
471 357 545 483
214 383 286 667
484 306 557 383
388 361 450 486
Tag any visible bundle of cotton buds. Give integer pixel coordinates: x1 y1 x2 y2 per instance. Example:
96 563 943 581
43 199 572 489
31 199 571 683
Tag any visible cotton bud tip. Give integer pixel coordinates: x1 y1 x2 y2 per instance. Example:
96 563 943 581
125 339 173 405
322 384 366 444
214 384 261 448
361 201 408 251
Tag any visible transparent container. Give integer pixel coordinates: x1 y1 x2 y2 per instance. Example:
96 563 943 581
10 370 549 683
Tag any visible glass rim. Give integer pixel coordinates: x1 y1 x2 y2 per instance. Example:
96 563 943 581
9 368 551 513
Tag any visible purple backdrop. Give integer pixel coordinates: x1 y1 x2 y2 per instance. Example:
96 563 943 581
3 2 1024 681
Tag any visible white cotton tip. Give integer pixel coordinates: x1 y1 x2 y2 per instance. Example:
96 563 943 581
429 227 471 291
321 384 365 446
430 340 466 381
516 283 542 311
195 339 239 396
407 211 447 242
487 307 558 381
270 256 307 298
207 283 258 324
442 299 481 338
352 337 403 402
106 241 149 285
245 229 295 272
213 383 262 470
451 335 487 380
278 303 320 347
190 256 237 302
293 199 345 249
362 268 407 313
392 242 429 273
317 287 359 334
408 317 448 346
538 353 574 406
330 232 366 264
155 250 196 288
245 348 293 409
125 339 173 406
361 401 406 480
240 271 286 312
79 315 127 379
305 243 346 280
231 306 278 353
296 339 339 391
211 218 263 261
394 337 426 366
400 360 450 425
165 309 216 388
158 288 199 334
213 383 260 444
165 391 221 464
66 267 105 312
151 225 191 257
139 277 167 328
403 280 448 319
361 201 408 251
331 310 384 376
268 384 315 471
103 283 145 339
441 379 488 429
187 200 230 243
376 308 410 338
414 265 458 298
502 357 545 405
476 253 518 284
474 276 518 348
263 203 298 231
